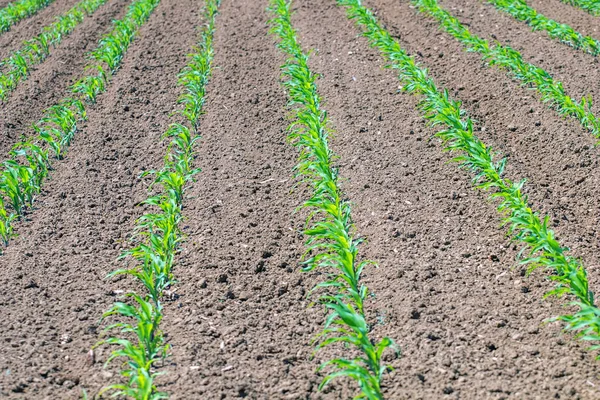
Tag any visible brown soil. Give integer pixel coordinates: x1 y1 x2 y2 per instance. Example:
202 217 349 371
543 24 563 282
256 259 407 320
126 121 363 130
1 0 600 399
419 0 600 276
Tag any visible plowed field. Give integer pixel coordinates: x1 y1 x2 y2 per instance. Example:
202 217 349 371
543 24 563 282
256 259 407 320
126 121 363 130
1 0 599 398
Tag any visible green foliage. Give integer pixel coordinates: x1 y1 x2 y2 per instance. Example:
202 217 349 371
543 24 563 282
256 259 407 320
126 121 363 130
489 0 600 55
0 196 16 245
97 294 169 400
0 0 108 101
72 67 106 103
558 0 600 16
413 0 600 138
35 98 86 159
267 0 396 398
337 0 600 356
0 0 160 252
97 1 219 398
0 0 54 33
176 0 218 131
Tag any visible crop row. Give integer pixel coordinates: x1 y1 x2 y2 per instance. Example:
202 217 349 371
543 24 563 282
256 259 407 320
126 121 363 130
0 0 108 101
1 0 598 396
413 0 600 139
0 0 53 34
337 0 600 357
0 0 159 246
488 0 600 55
268 0 396 398
559 0 600 16
95 0 219 398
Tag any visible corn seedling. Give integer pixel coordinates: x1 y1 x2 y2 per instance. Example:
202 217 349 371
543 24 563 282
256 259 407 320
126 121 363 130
0 0 160 252
0 0 108 101
34 99 85 159
97 294 168 400
0 0 54 34
558 0 600 16
267 1 396 398
488 0 600 56
413 0 600 138
96 1 219 398
173 0 217 131
0 197 15 245
337 0 600 357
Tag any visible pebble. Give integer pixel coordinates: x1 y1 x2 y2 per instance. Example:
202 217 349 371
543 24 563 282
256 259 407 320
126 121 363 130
238 291 251 301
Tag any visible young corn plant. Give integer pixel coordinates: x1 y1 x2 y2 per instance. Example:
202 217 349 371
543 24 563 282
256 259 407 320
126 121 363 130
96 1 219 398
0 0 54 34
176 2 217 132
96 294 169 400
34 99 86 159
488 0 600 55
0 0 108 101
0 200 15 245
0 0 160 253
558 0 600 16
337 0 600 357
412 0 600 138
267 1 396 398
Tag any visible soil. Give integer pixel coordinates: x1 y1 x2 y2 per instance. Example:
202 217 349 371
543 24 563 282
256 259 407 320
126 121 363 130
1 0 600 399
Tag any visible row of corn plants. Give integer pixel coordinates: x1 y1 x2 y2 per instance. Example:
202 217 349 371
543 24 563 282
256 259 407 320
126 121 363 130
337 0 600 356
0 0 159 247
488 0 600 56
95 0 219 398
0 0 54 34
412 0 600 138
267 0 396 398
0 0 109 101
558 0 600 16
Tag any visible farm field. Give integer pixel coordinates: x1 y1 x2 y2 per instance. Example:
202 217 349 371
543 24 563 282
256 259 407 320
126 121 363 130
0 0 600 398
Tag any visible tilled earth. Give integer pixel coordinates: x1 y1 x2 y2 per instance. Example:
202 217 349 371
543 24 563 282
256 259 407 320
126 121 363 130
1 0 600 398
